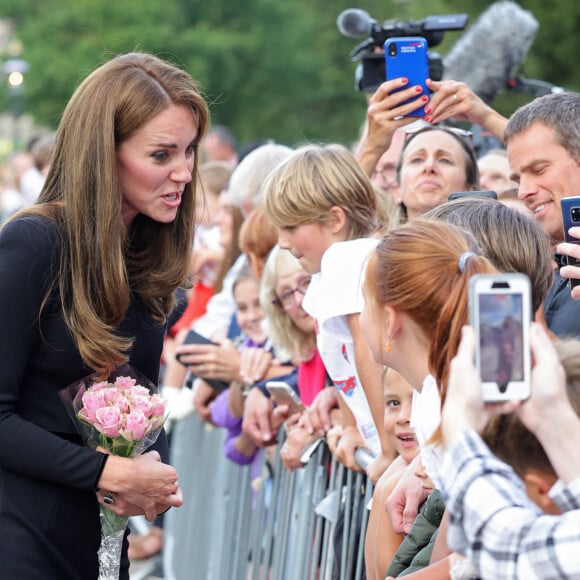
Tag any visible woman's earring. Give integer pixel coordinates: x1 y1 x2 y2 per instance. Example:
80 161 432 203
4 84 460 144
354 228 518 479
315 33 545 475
385 338 394 353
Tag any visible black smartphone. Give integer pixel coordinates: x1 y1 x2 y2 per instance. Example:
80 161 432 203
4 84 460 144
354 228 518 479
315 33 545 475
448 190 498 201
385 37 429 117
176 330 229 392
175 330 217 364
560 196 580 289
469 273 532 402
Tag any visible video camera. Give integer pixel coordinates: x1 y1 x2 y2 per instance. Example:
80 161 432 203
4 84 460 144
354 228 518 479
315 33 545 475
337 9 468 93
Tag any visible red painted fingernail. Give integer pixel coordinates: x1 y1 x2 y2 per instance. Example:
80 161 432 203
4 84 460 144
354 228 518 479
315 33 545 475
424 116 431 122
401 77 408 84
424 106 432 114
415 85 422 92
421 95 429 102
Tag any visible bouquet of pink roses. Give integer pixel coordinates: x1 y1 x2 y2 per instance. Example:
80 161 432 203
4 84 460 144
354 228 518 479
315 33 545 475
60 364 167 580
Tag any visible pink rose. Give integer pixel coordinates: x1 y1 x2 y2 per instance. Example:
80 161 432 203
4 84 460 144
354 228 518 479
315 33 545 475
114 376 136 389
149 394 167 428
149 394 166 418
113 395 131 413
131 395 153 417
94 406 123 437
128 385 150 398
100 387 119 404
80 390 107 422
120 410 150 441
90 381 112 391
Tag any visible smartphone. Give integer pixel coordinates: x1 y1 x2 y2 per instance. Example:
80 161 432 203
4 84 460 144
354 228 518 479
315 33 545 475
265 381 305 415
469 273 532 401
176 330 230 392
448 190 498 202
385 37 429 117
175 330 218 364
560 196 580 289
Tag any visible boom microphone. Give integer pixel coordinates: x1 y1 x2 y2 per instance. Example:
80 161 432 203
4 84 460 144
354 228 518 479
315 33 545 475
336 9 376 39
442 1 539 103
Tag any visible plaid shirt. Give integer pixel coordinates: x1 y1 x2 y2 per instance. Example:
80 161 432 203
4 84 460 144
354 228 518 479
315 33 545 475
440 430 580 580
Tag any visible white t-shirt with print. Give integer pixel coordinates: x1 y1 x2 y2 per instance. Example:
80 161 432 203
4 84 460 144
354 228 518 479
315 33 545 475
302 238 381 455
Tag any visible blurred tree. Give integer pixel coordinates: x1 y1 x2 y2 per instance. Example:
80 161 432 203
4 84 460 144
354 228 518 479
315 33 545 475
0 0 181 126
1 0 578 148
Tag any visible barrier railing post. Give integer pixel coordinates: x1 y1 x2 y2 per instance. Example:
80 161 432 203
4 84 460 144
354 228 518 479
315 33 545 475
164 412 374 579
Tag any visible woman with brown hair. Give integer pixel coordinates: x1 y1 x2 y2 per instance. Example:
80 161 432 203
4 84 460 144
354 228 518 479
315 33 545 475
0 52 208 579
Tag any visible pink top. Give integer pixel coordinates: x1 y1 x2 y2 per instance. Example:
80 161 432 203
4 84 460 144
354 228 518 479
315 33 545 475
297 349 327 406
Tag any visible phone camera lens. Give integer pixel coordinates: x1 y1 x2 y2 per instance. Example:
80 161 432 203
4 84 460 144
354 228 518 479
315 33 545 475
572 207 580 222
388 43 397 57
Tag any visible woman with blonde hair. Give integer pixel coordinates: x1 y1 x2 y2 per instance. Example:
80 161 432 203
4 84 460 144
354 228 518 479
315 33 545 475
258 245 332 470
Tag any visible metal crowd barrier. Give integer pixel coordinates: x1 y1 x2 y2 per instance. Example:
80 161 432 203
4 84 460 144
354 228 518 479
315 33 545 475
163 412 373 580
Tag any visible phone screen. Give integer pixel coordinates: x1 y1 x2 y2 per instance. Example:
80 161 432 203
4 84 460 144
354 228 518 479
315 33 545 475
470 273 531 402
477 293 525 390
560 197 580 288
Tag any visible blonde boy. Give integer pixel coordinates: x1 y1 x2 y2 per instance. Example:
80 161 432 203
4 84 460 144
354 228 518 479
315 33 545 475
262 143 393 476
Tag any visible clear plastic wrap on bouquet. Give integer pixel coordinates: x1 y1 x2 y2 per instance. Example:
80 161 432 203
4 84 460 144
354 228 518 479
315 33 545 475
60 363 167 580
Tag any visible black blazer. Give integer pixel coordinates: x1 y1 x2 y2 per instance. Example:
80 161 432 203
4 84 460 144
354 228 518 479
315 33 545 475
0 215 169 579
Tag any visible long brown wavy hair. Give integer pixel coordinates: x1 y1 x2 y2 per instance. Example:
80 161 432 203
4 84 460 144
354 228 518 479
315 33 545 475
19 53 209 373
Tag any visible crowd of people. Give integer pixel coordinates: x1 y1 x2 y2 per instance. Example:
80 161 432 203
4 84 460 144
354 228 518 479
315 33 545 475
2 47 580 580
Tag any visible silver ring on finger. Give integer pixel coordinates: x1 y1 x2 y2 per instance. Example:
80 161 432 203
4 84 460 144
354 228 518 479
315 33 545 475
103 492 115 505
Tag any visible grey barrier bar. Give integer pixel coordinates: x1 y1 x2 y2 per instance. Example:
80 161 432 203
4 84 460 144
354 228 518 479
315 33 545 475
165 412 372 579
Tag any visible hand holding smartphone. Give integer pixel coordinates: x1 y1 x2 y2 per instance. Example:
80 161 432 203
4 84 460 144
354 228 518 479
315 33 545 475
469 273 532 401
176 330 230 392
560 196 580 289
175 330 218 364
266 381 305 415
385 37 429 117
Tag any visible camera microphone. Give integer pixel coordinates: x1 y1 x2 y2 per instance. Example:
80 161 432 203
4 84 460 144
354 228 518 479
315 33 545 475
338 7 466 92
442 0 539 103
336 9 376 38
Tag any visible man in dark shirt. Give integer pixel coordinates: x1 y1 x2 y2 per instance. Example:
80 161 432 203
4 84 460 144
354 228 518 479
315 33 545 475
505 92 580 338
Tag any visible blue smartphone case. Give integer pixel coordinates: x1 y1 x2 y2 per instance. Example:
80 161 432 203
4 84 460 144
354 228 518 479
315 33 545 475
385 37 429 117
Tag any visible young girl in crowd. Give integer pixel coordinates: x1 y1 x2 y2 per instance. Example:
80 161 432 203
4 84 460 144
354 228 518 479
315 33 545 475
209 267 268 469
365 368 419 580
262 143 392 480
